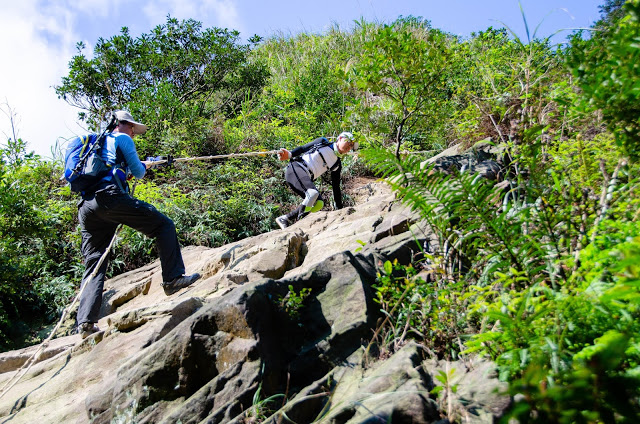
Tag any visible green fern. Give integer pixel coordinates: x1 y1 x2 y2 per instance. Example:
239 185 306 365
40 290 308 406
361 146 548 286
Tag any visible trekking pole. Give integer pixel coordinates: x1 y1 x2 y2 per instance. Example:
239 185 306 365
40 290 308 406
0 181 138 401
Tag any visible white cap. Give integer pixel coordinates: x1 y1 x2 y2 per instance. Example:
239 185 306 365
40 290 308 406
338 131 354 141
114 110 148 135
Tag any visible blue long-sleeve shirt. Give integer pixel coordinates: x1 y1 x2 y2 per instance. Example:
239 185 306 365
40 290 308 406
101 132 146 179
79 132 147 199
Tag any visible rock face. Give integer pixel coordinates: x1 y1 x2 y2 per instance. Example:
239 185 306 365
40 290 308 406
0 180 509 423
424 139 507 182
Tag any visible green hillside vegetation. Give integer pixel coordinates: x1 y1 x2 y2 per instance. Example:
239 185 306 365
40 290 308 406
1 0 639 420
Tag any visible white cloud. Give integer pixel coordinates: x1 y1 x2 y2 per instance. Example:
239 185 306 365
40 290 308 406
0 1 88 159
206 0 242 32
66 0 118 17
142 0 192 24
0 0 247 160
142 0 243 34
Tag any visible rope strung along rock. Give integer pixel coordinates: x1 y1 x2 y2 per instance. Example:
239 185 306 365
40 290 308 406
0 151 284 399
0 146 430 400
0 152 279 398
149 148 435 167
151 150 281 166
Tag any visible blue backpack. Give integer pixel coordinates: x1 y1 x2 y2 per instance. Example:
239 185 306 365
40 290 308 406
64 114 119 193
63 134 112 193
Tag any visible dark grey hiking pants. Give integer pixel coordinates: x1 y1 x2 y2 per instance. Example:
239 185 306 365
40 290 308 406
284 161 317 221
76 185 185 325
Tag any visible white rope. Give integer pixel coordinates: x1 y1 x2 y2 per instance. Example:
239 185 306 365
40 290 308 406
0 150 296 399
0 146 432 399
151 150 281 166
149 148 435 167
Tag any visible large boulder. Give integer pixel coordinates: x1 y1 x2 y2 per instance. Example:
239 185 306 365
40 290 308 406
425 357 511 423
85 250 379 423
268 343 440 424
424 139 507 182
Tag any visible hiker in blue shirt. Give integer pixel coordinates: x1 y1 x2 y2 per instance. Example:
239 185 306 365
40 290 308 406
276 132 355 229
76 110 200 339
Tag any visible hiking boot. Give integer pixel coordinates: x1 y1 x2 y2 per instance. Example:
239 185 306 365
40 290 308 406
276 215 291 229
78 322 100 339
162 273 201 295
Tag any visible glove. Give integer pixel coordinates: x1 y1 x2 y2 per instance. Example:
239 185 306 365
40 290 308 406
146 155 174 168
278 149 291 161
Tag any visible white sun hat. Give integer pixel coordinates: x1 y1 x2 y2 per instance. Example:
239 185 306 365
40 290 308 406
114 110 148 135
338 131 358 150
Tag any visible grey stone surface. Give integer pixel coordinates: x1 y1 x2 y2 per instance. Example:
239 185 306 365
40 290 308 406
0 175 508 424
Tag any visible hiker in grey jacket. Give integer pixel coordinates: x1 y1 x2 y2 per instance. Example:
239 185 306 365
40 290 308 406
276 132 355 229
76 110 200 339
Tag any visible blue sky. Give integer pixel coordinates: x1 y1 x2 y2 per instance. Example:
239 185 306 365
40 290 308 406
0 0 605 158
